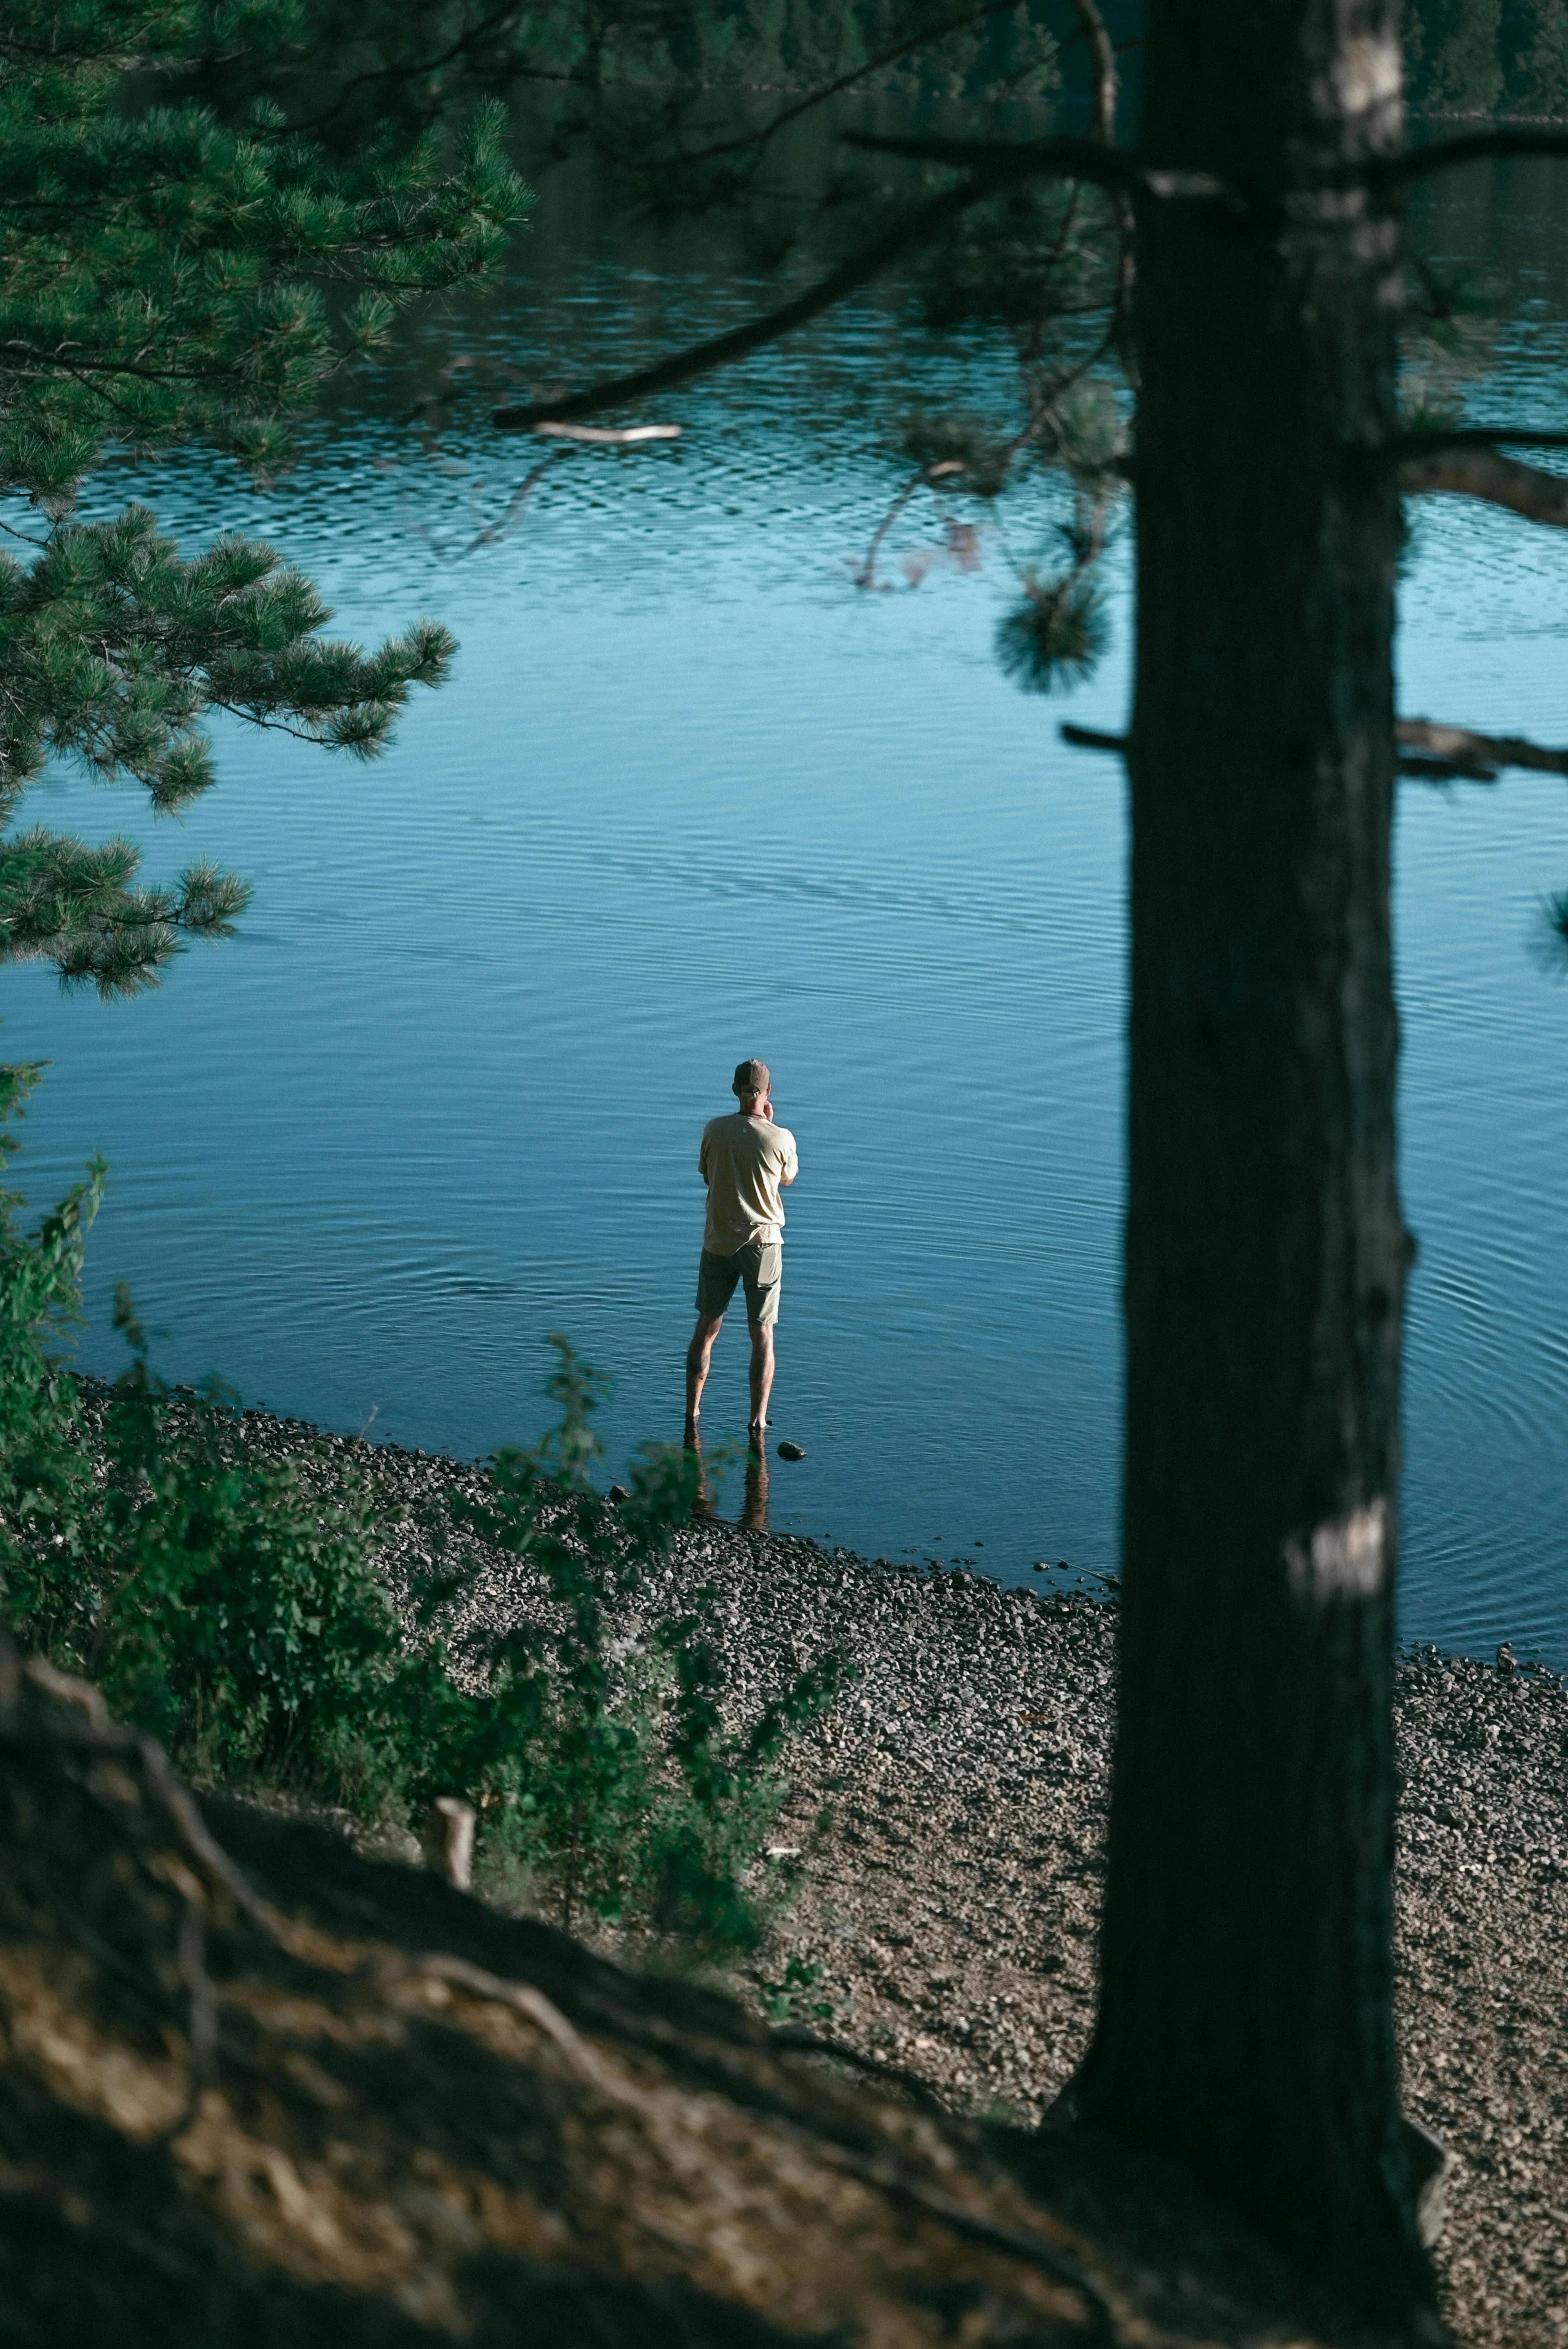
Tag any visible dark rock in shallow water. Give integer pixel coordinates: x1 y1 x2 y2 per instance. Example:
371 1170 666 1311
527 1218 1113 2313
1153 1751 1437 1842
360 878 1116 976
777 1440 806 1461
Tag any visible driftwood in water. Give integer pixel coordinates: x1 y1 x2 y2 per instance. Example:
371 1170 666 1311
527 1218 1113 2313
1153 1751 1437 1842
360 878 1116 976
530 420 683 444
0 1646 1394 2347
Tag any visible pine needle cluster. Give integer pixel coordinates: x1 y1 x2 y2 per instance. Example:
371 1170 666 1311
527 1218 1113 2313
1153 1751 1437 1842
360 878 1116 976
0 1 532 992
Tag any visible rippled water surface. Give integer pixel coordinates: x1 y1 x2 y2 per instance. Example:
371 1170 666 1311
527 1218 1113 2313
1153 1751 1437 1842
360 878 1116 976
6 149 1568 1661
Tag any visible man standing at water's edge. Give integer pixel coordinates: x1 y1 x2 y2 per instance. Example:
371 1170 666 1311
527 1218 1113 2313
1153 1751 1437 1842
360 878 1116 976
686 1059 798 1450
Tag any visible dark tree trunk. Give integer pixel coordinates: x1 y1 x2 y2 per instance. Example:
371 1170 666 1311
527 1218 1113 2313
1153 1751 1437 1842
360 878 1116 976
1075 0 1436 2321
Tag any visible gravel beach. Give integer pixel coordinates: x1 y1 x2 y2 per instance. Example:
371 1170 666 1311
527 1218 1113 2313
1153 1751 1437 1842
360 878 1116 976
119 1400 1568 2347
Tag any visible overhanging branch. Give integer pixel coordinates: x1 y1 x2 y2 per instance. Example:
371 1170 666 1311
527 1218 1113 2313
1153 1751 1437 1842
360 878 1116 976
1383 427 1568 464
1395 719 1568 781
841 129 1233 204
1060 720 1568 782
493 176 996 431
1399 443 1568 529
1060 724 1127 756
492 11 1141 438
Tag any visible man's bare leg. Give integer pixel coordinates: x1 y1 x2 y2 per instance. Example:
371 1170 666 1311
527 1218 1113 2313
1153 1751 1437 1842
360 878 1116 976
685 1311 724 1444
748 1320 775 1445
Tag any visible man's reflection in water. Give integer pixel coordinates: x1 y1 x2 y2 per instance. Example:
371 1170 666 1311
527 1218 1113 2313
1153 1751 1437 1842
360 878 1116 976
686 1429 715 1520
682 1429 769 1533
741 1439 769 1532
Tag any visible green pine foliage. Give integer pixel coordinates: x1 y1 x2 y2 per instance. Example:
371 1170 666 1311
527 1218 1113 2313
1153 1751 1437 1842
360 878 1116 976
1405 0 1568 114
0 0 532 993
1408 0 1505 112
1501 0 1568 111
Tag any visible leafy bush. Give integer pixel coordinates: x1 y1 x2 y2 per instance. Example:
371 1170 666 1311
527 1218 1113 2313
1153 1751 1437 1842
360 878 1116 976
0 1088 848 1963
12 1285 426 1807
0 1062 104 1583
450 1336 853 1953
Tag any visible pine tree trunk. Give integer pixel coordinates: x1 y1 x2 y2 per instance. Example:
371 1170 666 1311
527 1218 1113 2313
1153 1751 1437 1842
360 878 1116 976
1075 0 1436 2319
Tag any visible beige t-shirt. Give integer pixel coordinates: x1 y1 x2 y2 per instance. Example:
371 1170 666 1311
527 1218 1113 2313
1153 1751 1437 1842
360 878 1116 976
699 1112 799 1254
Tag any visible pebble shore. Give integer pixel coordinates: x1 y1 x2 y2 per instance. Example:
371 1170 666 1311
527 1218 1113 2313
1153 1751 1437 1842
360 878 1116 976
169 1403 1568 2347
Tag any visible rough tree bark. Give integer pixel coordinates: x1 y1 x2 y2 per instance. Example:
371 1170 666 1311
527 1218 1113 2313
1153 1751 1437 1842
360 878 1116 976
1075 0 1435 2325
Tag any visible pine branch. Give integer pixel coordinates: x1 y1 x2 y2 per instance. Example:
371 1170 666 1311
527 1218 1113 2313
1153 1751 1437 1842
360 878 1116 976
853 460 968 592
859 116 1568 212
492 25 1136 445
493 176 998 433
1061 720 1568 782
0 8 523 1004
1395 720 1568 781
1399 444 1568 529
0 87 531 493
0 827 252 996
841 131 1234 205
1382 428 1568 463
1059 723 1126 755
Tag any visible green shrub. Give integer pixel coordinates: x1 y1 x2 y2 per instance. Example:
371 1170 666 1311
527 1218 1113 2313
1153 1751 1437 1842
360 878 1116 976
0 1063 103 1588
32 1288 427 1806
450 1335 853 1954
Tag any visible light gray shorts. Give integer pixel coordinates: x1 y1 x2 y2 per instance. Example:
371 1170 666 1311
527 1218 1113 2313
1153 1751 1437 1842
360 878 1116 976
696 1241 781 1327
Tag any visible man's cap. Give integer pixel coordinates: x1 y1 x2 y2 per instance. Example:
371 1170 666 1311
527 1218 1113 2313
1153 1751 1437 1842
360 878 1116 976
732 1058 770 1099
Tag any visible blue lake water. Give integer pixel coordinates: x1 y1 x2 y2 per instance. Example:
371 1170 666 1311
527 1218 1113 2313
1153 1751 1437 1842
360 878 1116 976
4 150 1567 1663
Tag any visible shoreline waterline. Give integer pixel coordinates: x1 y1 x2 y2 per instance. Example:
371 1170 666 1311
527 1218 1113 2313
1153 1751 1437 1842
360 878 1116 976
103 1389 1567 2349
